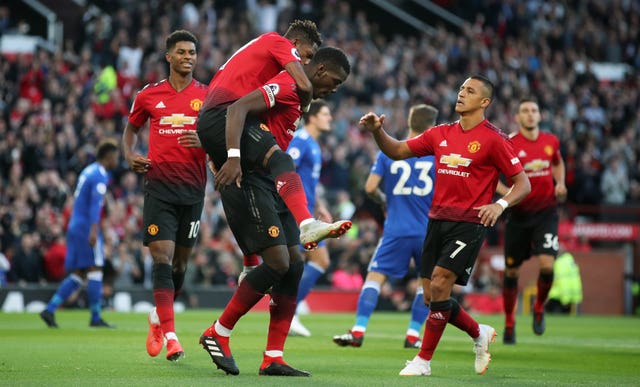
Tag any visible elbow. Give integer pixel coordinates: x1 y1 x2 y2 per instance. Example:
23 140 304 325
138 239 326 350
298 78 312 93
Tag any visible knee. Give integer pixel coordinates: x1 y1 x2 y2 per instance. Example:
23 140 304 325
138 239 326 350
173 260 187 273
149 247 172 265
267 150 295 176
429 274 453 300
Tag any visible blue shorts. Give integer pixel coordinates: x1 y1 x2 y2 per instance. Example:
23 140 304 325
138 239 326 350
367 235 424 279
64 230 104 271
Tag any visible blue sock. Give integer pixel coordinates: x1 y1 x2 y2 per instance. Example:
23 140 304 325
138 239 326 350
353 280 381 331
407 288 430 336
46 274 82 313
296 262 325 304
87 271 103 323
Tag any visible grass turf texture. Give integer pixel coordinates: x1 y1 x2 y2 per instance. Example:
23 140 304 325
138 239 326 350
1 310 639 386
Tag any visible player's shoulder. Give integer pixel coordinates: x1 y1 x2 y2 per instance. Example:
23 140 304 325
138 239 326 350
192 79 208 90
294 128 311 140
135 79 167 99
260 31 290 44
538 130 560 142
481 120 510 140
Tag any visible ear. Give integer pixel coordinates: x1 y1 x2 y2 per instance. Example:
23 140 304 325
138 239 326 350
165 51 171 63
314 63 327 78
481 97 491 108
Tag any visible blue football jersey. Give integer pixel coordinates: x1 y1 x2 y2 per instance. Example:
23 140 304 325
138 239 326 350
68 162 109 238
287 128 321 212
370 151 435 238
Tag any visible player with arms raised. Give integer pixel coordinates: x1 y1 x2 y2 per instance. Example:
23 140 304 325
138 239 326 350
360 75 530 377
123 30 207 361
498 98 566 344
197 20 352 254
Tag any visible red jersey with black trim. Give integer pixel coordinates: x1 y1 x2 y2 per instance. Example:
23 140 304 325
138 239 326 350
128 79 207 205
256 71 302 150
508 131 562 214
407 120 523 223
203 32 301 109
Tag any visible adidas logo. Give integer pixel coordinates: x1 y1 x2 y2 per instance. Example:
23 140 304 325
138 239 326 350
430 312 446 320
518 150 526 158
439 140 448 147
203 338 223 357
155 101 166 109
276 181 285 192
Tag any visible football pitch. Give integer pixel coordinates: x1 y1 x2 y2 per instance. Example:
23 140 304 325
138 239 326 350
1 310 639 386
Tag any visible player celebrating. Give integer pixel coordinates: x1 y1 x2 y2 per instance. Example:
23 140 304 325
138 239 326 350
199 47 350 377
359 75 531 377
122 30 207 361
333 104 437 348
197 20 352 252
498 98 567 344
40 139 119 328
286 99 336 337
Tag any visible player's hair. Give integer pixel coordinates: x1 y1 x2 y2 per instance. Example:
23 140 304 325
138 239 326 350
519 97 539 106
311 46 350 76
303 99 329 124
166 30 198 51
96 138 119 160
284 19 322 47
469 74 494 99
408 104 438 134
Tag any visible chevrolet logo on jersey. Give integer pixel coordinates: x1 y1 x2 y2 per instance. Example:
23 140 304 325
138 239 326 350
440 153 471 168
524 159 550 171
159 114 197 127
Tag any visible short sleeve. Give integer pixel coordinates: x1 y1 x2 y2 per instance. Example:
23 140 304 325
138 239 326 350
287 137 304 167
493 136 523 178
266 34 300 67
370 151 386 177
552 135 562 164
406 128 435 157
128 89 149 127
259 72 299 109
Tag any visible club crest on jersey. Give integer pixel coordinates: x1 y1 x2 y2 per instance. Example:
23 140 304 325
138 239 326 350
268 226 280 238
159 114 197 127
544 145 553 156
147 224 159 236
190 98 203 112
467 141 481 153
260 123 270 132
440 153 471 168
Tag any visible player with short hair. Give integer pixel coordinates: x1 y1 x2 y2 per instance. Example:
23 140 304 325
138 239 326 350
359 75 531 377
197 20 352 253
122 29 208 361
199 47 351 377
40 139 119 328
333 104 438 348
498 98 566 344
286 99 336 337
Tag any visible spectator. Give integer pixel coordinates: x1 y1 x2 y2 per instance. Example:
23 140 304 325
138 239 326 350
600 155 629 204
9 233 45 285
331 259 364 290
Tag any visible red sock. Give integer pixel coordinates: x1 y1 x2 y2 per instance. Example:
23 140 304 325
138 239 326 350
266 293 297 353
275 171 312 224
243 254 260 267
534 272 554 313
418 302 451 361
219 280 265 330
449 300 480 339
153 288 175 334
503 279 518 328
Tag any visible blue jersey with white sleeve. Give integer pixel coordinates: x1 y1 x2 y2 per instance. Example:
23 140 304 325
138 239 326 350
68 162 109 238
371 152 435 238
287 128 321 213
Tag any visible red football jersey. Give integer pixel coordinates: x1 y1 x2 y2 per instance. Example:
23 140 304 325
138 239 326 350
508 131 562 213
256 71 302 150
203 32 301 109
128 79 207 205
407 120 523 223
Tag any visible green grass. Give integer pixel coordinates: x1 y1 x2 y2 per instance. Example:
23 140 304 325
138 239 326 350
1 310 639 386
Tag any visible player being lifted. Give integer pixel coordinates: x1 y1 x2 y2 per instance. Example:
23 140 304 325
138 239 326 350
498 98 566 344
197 20 352 254
333 104 438 348
40 139 119 328
199 47 350 377
123 30 207 361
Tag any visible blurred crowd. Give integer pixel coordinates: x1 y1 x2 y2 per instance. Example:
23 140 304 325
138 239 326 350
0 0 639 309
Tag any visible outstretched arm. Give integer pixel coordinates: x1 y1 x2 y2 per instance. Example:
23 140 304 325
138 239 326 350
359 112 415 160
